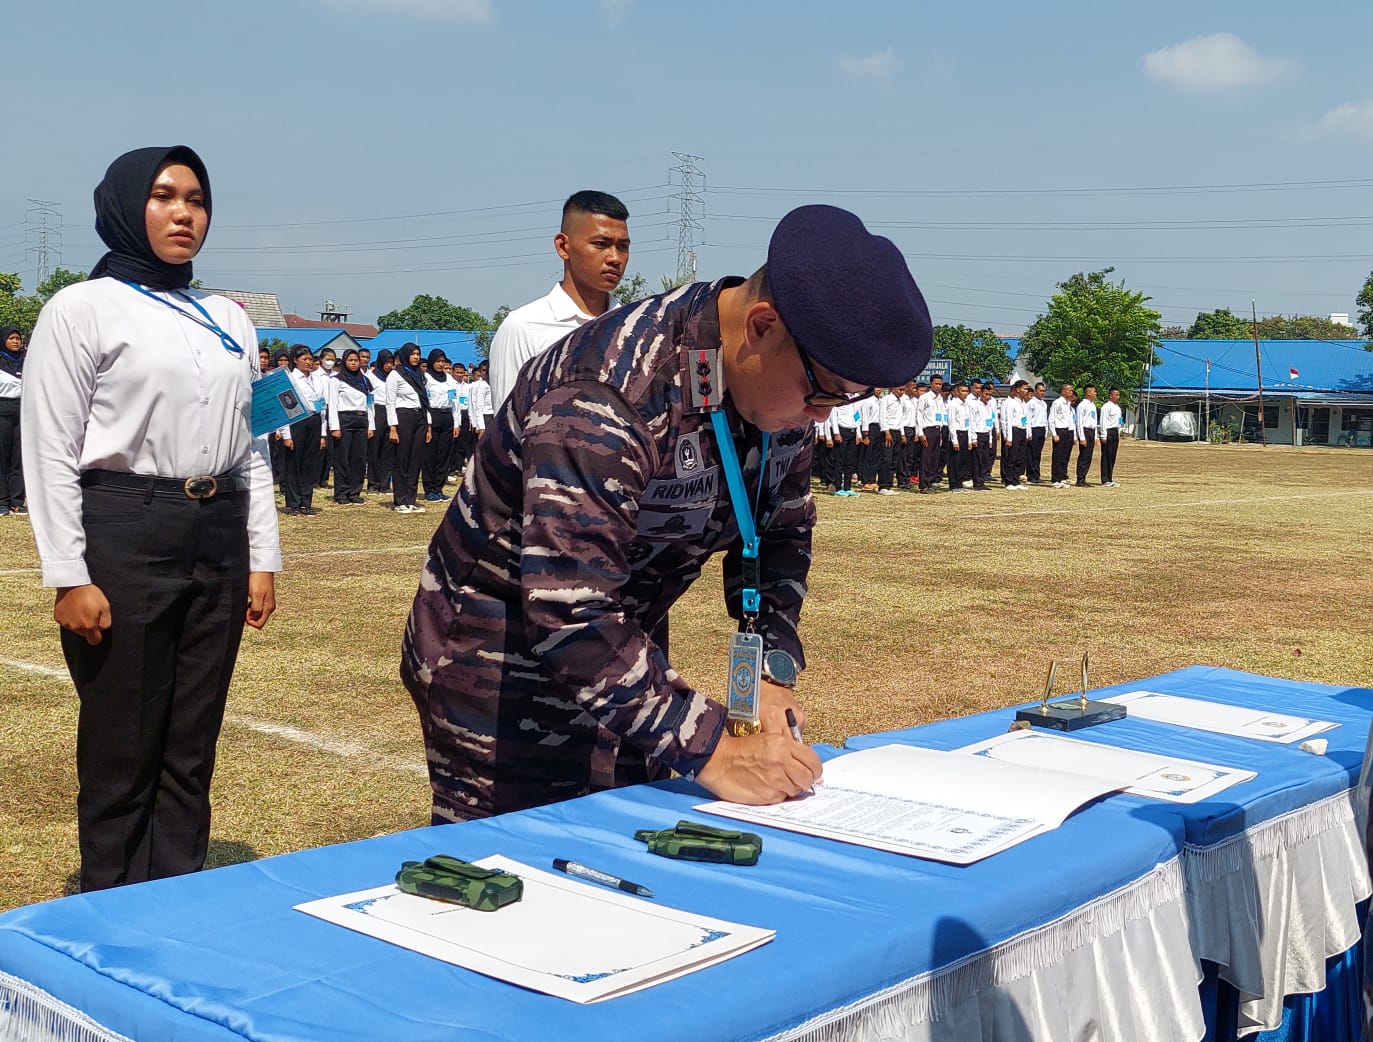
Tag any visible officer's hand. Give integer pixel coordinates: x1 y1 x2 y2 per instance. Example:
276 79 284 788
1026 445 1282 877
759 680 805 734
245 572 276 630
283 438 294 450
54 584 112 646
697 733 822 805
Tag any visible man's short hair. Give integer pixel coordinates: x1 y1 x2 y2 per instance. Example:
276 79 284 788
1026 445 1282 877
929 373 943 383
1108 387 1120 395
954 381 968 391
1035 382 1045 390
563 190 629 223
1012 379 1028 391
916 381 928 391
1084 383 1096 393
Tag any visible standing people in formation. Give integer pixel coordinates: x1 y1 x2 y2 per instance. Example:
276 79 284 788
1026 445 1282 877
968 382 995 491
468 362 493 437
877 387 904 495
22 144 279 891
1075 384 1099 487
945 380 972 493
1098 387 1124 487
857 392 881 491
0 326 25 515
832 398 863 496
1000 380 1030 491
899 380 918 490
279 344 327 517
327 348 373 506
813 411 839 491
1049 383 1077 488
1025 382 1048 484
450 362 477 477
386 342 432 513
936 381 952 485
488 191 630 408
401 204 927 823
915 375 944 493
422 349 459 503
366 350 394 494
315 346 338 489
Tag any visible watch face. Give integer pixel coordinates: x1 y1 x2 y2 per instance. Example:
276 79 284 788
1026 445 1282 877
764 649 798 687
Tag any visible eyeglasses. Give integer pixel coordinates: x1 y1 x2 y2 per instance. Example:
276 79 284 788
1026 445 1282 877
793 340 874 408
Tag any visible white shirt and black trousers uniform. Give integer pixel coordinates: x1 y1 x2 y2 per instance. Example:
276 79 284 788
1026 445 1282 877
1025 395 1048 483
386 359 431 509
423 370 459 499
279 368 326 514
1099 399 1123 484
366 361 393 493
915 390 944 491
833 403 862 493
1048 394 1076 484
1000 396 1028 487
0 328 23 513
1075 398 1098 486
328 369 374 504
22 143 282 892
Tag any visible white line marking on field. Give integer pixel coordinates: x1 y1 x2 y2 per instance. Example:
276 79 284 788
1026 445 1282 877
949 488 1373 521
0 656 425 777
0 568 39 576
288 545 429 560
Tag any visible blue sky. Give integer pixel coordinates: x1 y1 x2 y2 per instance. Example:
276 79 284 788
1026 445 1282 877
3 0 1371 333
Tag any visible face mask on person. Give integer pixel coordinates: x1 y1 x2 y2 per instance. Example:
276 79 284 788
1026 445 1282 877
321 358 335 371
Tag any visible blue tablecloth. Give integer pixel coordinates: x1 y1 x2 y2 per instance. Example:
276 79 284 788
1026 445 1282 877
0 665 1367 1042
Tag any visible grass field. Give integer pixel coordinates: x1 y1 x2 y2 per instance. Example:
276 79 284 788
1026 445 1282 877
1 439 1370 910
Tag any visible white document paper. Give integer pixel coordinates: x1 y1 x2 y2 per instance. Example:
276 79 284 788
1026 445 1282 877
696 744 1123 865
295 855 774 1003
955 729 1256 803
1101 690 1338 744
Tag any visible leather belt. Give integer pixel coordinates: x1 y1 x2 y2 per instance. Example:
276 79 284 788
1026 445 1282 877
80 469 243 500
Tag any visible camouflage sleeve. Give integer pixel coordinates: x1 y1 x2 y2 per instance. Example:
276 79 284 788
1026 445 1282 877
520 381 727 778
723 430 816 669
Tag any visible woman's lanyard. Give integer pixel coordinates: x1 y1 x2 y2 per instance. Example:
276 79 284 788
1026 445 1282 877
124 282 245 358
710 409 770 627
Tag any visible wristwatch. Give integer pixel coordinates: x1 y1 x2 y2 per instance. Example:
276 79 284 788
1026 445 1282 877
761 649 799 689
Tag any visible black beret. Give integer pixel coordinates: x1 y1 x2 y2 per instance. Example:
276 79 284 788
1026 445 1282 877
767 205 932 389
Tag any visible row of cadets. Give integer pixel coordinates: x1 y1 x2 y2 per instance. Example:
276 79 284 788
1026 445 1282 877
1025 382 1048 483
877 384 904 495
915 375 944 492
326 347 374 505
422 349 460 502
999 379 1030 490
278 344 329 516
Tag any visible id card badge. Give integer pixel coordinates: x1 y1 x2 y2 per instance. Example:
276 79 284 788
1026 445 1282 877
726 631 764 736
313 397 327 414
250 369 309 437
366 393 375 407
448 388 457 402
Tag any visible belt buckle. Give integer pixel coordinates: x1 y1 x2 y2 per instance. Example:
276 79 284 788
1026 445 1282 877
184 475 218 500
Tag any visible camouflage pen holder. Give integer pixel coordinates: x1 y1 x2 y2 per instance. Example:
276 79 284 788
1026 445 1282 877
634 820 763 866
395 855 523 911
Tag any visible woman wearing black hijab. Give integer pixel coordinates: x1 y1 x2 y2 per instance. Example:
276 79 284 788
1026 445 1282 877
366 349 394 494
384 342 431 513
0 326 24 515
328 347 373 505
21 145 281 892
422 347 459 502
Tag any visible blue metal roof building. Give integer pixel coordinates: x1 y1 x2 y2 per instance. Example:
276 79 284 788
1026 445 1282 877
364 330 482 369
254 328 364 356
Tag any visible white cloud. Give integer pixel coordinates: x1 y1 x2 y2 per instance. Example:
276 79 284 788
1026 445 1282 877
1316 98 1373 142
599 0 633 24
321 0 492 22
1142 33 1291 92
838 50 897 81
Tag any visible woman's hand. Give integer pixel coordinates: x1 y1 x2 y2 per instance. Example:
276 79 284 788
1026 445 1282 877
54 585 112 646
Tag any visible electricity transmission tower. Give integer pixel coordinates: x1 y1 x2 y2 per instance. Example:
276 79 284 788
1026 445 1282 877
26 199 62 286
670 153 704 285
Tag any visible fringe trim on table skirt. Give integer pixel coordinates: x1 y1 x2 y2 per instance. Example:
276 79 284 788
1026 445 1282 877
0 971 133 1042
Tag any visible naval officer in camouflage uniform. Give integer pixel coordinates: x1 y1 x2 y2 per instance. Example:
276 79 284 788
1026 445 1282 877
402 205 933 823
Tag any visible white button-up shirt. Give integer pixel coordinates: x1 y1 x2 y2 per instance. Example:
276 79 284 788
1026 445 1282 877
1027 396 1048 430
488 282 597 407
1075 399 1099 441
1099 400 1123 436
1000 396 1028 438
21 279 281 588
1049 396 1076 431
915 390 941 430
879 392 905 432
327 376 376 433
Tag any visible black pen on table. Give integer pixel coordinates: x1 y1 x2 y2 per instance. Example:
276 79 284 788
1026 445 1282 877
552 858 655 898
786 708 818 795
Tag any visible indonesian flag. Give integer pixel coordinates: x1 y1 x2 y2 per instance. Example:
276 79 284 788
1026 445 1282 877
1289 367 1300 379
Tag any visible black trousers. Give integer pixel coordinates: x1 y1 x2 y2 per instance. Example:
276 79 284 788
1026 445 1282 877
423 424 454 496
974 433 992 488
368 403 394 492
1026 428 1046 482
897 428 915 485
393 407 426 507
1005 428 1027 485
836 428 858 491
948 430 970 487
0 397 22 511
878 432 897 488
1050 427 1074 483
919 426 943 489
1100 429 1120 483
860 423 880 483
333 412 368 502
61 482 249 891
282 414 322 511
1076 429 1097 483
814 438 835 488
453 414 476 478
318 431 333 488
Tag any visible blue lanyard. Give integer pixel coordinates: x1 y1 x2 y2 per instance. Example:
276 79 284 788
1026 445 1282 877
124 282 245 358
709 409 770 617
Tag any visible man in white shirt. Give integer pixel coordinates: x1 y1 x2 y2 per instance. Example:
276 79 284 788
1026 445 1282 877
468 361 493 436
945 380 972 493
832 400 864 496
1048 383 1076 488
488 191 630 408
899 379 919 490
999 380 1030 490
969 382 996 491
1074 384 1099 487
1025 381 1048 484
915 375 944 493
858 393 881 491
1098 387 1124 487
877 387 904 494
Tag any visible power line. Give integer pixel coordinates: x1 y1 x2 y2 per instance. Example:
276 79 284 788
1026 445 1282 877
705 176 1373 199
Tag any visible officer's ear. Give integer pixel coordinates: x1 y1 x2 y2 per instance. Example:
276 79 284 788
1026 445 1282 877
742 301 786 354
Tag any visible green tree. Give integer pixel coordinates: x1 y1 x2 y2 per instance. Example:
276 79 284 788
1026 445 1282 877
472 304 511 360
930 324 1014 382
1254 313 1362 340
0 267 86 334
612 273 649 307
259 336 291 356
377 294 489 332
1019 268 1160 408
1358 270 1373 340
1187 308 1252 339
